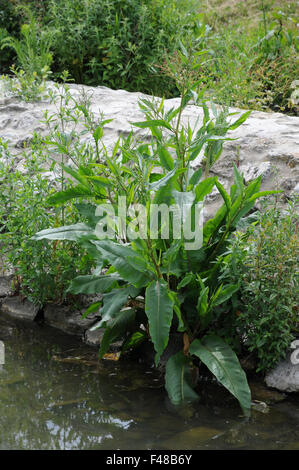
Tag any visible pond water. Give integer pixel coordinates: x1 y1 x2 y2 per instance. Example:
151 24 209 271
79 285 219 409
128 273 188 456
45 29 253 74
0 317 299 450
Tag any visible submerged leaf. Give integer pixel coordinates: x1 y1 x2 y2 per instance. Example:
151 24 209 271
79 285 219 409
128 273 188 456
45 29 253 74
165 351 198 404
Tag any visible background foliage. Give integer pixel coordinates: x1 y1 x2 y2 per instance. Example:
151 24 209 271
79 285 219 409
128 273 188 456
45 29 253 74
0 0 197 97
0 0 298 113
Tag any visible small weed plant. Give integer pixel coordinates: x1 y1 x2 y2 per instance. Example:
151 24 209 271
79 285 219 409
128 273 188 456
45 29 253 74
1 12 52 101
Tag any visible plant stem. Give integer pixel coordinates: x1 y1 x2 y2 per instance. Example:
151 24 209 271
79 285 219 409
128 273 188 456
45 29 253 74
146 238 162 279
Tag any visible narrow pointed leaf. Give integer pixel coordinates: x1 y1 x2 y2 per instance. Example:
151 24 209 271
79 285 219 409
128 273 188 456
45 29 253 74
47 186 94 205
145 279 174 366
132 119 172 131
211 284 239 307
149 167 177 191
82 301 101 319
215 180 231 211
157 145 174 170
229 111 251 130
246 190 282 204
233 164 245 194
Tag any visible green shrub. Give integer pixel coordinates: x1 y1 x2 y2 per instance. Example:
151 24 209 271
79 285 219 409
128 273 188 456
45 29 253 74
196 1 299 113
249 7 299 112
1 0 297 113
40 0 196 96
220 196 299 372
1 12 53 78
1 66 50 102
0 83 97 305
0 0 196 96
0 11 53 101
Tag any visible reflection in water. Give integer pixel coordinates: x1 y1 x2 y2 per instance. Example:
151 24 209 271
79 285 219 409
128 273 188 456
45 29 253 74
0 318 299 450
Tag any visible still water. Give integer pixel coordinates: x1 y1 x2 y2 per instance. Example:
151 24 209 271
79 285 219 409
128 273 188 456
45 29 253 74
0 317 299 450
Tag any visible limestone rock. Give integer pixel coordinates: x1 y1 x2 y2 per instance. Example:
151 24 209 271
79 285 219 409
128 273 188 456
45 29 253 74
84 326 105 346
0 296 39 321
0 82 297 221
249 380 285 403
265 352 299 393
239 161 273 182
292 182 299 194
0 276 14 297
44 304 99 336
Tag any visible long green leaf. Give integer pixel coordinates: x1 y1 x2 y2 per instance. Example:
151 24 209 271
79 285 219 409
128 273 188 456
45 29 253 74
97 286 139 327
233 164 245 195
229 111 251 130
82 301 101 319
195 177 216 202
132 119 172 131
98 308 136 358
165 351 199 404
94 240 154 287
188 168 202 187
211 284 239 307
203 204 227 244
67 273 121 295
215 180 231 211
32 223 94 241
47 186 94 205
246 190 282 204
60 163 89 187
157 145 174 171
149 167 177 191
145 279 174 366
244 176 262 200
190 335 251 416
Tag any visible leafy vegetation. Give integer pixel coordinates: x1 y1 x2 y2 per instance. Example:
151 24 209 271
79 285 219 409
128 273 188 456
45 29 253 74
0 11 52 101
0 81 97 305
0 0 297 415
0 0 197 98
0 0 297 113
220 196 299 372
196 0 299 113
31 43 284 415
